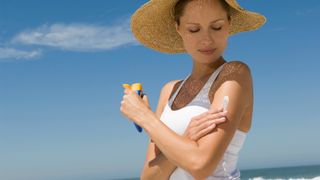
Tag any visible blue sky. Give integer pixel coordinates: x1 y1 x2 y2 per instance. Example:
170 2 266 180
1 0 320 179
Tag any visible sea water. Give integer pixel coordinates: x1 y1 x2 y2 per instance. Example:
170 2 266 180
118 164 320 180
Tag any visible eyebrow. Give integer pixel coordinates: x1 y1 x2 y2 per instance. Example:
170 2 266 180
186 18 225 25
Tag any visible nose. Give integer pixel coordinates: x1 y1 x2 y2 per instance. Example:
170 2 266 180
200 30 214 46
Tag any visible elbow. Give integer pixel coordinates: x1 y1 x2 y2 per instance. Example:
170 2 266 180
140 168 155 180
188 158 216 180
140 165 160 180
140 175 149 180
140 172 147 180
140 171 152 180
140 171 146 180
140 167 150 180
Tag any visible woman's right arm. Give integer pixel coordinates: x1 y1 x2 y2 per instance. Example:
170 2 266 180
140 80 179 180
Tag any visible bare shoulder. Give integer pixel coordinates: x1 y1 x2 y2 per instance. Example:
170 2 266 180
213 60 252 89
155 79 183 118
209 60 253 107
160 79 183 103
222 60 252 79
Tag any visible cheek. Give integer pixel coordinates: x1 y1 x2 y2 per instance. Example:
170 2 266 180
181 34 199 52
214 35 229 55
216 34 228 47
213 28 229 43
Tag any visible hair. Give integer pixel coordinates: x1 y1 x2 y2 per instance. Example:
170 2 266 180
173 0 231 25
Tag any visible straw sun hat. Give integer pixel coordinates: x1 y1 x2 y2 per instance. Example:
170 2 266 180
131 0 266 53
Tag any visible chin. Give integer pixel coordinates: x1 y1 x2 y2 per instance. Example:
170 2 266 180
198 54 220 62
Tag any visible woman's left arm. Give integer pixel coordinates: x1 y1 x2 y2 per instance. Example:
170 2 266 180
121 62 252 179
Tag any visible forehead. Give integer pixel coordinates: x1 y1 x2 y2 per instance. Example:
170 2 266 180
181 0 227 21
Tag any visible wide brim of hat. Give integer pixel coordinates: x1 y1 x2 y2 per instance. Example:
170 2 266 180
131 0 266 54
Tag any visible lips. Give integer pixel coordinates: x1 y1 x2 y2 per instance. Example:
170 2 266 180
198 48 216 55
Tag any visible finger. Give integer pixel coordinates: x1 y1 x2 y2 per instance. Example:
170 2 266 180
191 109 226 128
194 110 224 126
186 120 211 140
191 114 211 127
189 113 211 128
195 116 225 134
142 94 150 107
196 119 217 132
190 108 226 127
124 88 134 95
207 111 228 120
193 123 216 141
211 117 227 124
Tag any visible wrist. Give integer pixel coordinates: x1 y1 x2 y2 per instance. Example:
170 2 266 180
140 110 160 134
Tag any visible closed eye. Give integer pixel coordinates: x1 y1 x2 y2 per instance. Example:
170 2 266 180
189 29 200 33
189 27 222 33
212 27 222 31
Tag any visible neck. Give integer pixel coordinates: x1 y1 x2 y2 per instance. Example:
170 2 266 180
189 57 226 80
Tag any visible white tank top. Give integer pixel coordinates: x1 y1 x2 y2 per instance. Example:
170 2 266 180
160 63 247 180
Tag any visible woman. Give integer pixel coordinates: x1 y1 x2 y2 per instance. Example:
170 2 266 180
120 0 266 179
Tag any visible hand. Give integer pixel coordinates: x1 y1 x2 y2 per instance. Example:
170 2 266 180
120 88 151 123
183 107 227 141
154 107 227 157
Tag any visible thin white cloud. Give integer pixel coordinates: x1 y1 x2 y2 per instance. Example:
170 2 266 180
11 21 138 52
0 47 42 61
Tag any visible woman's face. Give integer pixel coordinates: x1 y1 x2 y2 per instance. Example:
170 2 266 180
176 0 230 63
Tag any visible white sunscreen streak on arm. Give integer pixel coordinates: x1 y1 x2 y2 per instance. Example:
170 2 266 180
222 96 229 111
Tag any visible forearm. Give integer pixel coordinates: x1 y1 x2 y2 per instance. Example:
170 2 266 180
140 111 200 172
141 152 177 180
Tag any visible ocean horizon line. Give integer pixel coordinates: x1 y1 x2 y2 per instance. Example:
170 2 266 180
111 164 320 180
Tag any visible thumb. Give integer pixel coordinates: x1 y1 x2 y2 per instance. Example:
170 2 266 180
142 93 150 107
